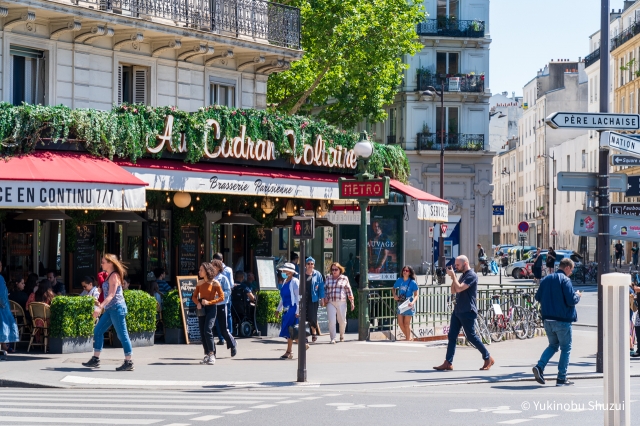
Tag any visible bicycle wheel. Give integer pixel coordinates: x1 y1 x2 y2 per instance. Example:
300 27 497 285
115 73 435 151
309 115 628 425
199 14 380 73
485 307 505 342
510 306 529 340
527 308 542 338
476 313 492 346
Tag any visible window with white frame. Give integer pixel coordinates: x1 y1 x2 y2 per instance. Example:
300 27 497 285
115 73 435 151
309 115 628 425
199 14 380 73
210 77 235 107
10 45 46 106
631 92 635 114
118 64 148 105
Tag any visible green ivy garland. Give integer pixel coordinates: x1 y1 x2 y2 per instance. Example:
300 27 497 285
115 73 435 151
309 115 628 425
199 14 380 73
0 103 409 182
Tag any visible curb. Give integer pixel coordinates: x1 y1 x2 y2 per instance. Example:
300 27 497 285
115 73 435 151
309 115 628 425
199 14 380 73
407 372 640 388
0 379 61 389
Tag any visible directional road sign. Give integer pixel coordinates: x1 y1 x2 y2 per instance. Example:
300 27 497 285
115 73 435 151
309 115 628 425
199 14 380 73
557 171 628 192
546 112 640 130
626 176 640 197
611 203 640 216
574 210 640 241
600 131 640 156
493 205 504 216
611 155 640 166
518 221 529 233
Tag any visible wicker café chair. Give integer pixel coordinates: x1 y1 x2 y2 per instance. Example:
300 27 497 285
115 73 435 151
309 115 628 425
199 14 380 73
28 302 51 353
155 301 165 340
9 300 29 343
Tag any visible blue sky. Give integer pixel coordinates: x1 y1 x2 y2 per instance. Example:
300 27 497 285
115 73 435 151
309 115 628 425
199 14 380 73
490 0 623 96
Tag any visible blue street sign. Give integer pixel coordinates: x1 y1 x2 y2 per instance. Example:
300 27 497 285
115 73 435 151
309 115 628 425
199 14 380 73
493 205 505 216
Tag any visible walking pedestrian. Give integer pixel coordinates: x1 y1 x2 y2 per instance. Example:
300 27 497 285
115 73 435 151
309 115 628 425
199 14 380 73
210 259 237 357
532 248 543 285
434 255 494 371
0 261 19 359
546 247 556 274
212 253 234 345
304 257 325 343
323 263 354 344
193 262 225 365
532 258 581 386
275 263 300 359
393 266 419 341
615 241 624 268
83 254 134 371
632 242 639 269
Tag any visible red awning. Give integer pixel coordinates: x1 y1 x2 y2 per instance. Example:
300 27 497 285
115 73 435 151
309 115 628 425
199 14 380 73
0 151 147 186
390 179 447 203
0 151 147 210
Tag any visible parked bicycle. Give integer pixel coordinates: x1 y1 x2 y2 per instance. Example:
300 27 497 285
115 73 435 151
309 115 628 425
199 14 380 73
446 296 491 347
485 291 529 342
522 292 542 339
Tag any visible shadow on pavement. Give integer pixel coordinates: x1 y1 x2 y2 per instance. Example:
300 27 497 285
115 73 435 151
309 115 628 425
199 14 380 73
491 384 543 390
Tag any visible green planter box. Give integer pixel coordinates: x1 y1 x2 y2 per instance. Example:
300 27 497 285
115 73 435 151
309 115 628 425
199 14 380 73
49 295 95 353
49 336 94 354
257 323 281 338
112 331 154 348
164 328 186 344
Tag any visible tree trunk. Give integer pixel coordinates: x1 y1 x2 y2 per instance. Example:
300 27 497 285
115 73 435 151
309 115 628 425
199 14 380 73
289 64 332 115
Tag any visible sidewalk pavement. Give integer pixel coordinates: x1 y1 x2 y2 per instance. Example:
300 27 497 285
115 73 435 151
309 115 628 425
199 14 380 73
0 325 630 391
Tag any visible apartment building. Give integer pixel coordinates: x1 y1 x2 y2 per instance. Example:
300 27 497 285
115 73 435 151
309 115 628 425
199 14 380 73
364 0 492 269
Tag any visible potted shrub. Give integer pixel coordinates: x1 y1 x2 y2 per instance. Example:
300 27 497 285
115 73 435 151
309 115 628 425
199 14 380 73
256 290 281 337
162 290 186 344
49 296 95 354
112 290 157 348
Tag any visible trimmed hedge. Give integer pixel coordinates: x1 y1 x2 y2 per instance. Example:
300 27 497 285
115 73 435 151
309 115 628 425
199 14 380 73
256 290 281 325
50 296 95 338
162 290 182 329
123 290 157 333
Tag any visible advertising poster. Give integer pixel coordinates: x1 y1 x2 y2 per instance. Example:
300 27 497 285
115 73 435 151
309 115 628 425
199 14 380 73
324 227 334 248
367 218 398 280
324 252 333 275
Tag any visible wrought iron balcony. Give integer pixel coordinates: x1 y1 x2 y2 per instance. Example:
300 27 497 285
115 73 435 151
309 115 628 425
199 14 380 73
416 18 485 38
417 73 484 93
416 132 484 151
387 135 397 145
584 48 600 68
611 22 640 52
74 0 301 49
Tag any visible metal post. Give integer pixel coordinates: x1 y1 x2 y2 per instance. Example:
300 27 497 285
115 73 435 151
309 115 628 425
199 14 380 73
297 237 307 382
438 84 446 282
358 199 370 341
597 0 610 374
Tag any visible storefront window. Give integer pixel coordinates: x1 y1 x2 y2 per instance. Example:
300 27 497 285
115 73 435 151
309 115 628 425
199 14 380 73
232 225 247 272
3 219 34 282
147 209 171 282
209 222 220 261
122 221 143 286
37 220 61 277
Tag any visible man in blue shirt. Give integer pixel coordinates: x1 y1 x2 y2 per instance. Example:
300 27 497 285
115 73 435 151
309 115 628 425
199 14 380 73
532 258 581 386
153 268 172 295
213 253 234 343
434 255 494 371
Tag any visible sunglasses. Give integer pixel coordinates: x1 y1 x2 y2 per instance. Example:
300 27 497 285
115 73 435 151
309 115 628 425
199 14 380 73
402 269 410 272
306 262 314 265
331 268 339 271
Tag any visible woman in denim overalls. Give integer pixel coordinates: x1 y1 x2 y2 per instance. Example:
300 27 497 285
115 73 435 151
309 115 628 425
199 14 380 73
83 254 134 371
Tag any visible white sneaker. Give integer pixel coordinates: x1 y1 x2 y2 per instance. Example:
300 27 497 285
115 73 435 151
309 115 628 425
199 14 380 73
206 354 216 365
200 355 209 364
330 339 336 344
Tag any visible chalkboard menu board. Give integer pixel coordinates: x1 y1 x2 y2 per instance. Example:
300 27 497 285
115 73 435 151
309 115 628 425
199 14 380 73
176 275 200 344
74 225 96 289
178 227 199 276
255 257 277 289
254 229 272 257
317 305 329 335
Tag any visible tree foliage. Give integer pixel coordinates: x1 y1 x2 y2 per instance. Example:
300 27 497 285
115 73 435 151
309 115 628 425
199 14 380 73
268 0 424 128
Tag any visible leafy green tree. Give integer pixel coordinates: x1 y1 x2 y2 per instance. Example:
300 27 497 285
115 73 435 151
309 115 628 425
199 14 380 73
268 0 424 128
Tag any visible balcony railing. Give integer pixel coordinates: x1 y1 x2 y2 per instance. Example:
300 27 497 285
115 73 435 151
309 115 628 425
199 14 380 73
417 73 484 93
611 21 640 52
387 135 397 145
416 19 485 38
75 0 301 49
584 48 600 68
417 132 484 151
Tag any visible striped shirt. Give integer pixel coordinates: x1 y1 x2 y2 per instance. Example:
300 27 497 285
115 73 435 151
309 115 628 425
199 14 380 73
324 275 353 302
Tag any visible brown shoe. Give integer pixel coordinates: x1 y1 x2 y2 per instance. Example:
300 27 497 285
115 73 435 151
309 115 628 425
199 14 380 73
480 356 495 370
433 360 453 371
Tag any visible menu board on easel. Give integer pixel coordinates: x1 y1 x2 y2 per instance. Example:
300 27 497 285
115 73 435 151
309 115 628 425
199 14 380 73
178 227 199 276
176 275 200 344
254 229 272 257
74 225 96 289
255 256 277 289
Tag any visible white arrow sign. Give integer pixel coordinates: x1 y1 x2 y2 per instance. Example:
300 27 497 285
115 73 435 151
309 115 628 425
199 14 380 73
600 131 640 157
546 112 640 130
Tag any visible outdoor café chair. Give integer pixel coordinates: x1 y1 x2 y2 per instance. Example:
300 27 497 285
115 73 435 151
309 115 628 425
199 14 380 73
28 302 51 353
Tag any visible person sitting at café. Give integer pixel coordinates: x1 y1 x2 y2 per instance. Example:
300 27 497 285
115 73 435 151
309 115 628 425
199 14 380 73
246 272 258 292
80 276 100 300
26 280 55 310
122 277 131 291
8 278 28 312
154 268 172 295
234 271 256 304
47 270 66 296
147 281 163 309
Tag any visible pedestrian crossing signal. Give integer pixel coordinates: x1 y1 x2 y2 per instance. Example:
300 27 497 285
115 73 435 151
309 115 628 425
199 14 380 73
292 217 314 240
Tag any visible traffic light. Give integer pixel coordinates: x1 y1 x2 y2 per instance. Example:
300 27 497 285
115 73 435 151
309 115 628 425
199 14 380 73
292 217 314 240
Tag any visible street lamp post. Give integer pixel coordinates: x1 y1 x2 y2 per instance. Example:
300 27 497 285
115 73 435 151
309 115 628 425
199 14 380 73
353 133 374 341
538 153 555 248
422 83 446 282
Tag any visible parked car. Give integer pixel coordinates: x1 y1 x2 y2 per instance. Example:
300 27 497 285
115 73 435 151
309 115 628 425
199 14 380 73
505 250 582 279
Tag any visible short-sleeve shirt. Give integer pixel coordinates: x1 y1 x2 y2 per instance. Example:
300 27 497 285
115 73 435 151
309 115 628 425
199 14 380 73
393 278 419 314
533 254 543 269
615 244 623 255
454 269 478 315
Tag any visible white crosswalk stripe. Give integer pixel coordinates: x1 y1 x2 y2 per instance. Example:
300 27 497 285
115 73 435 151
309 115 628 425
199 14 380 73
0 387 324 424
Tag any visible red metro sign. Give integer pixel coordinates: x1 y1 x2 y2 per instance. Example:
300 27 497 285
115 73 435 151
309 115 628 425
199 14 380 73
338 177 390 199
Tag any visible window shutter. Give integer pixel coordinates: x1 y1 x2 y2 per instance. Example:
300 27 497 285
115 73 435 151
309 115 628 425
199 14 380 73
636 9 640 22
117 64 123 105
24 57 34 104
133 66 148 104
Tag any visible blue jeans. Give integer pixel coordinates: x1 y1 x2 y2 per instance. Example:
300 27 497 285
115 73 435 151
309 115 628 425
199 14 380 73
93 304 132 357
537 320 572 381
445 312 490 363
216 301 233 340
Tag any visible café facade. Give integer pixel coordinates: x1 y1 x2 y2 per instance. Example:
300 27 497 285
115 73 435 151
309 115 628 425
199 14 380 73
0 105 448 292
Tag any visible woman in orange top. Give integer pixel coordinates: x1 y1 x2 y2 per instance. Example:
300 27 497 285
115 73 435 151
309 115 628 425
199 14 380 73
192 262 225 365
